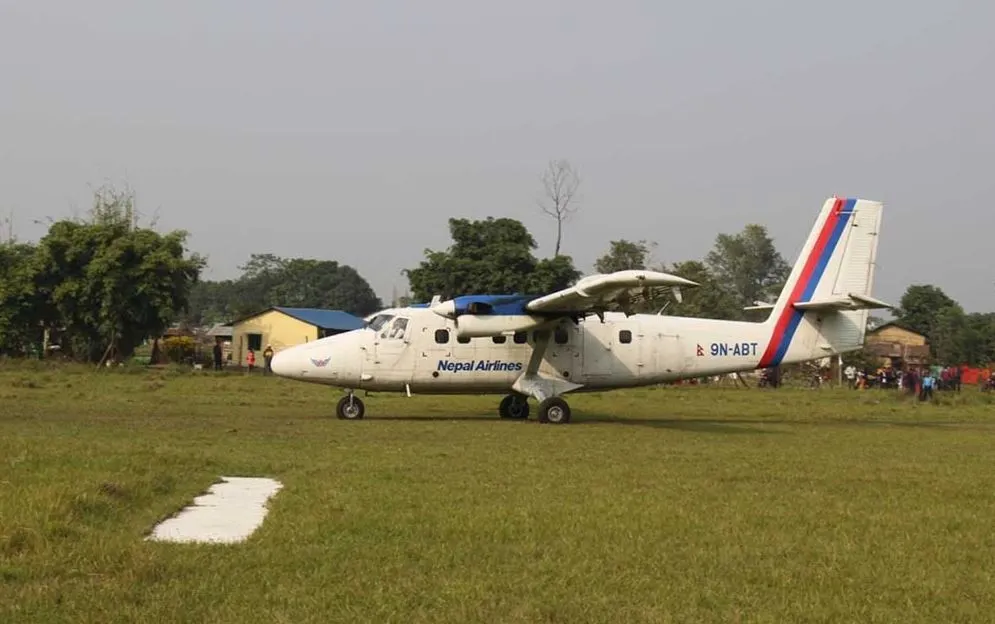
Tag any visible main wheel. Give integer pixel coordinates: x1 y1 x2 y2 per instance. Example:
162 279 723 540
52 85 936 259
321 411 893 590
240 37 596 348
499 394 530 420
537 397 571 424
336 395 365 420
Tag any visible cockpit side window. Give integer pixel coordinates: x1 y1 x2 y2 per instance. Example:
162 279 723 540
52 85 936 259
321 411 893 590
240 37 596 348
368 314 395 335
387 317 409 340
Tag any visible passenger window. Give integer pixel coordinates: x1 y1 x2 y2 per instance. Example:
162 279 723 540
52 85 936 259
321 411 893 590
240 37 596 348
554 328 568 344
492 335 506 344
513 332 527 344
619 330 632 344
434 329 449 344
457 335 471 344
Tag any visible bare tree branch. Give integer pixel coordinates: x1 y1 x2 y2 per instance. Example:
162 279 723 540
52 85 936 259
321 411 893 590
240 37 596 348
536 158 580 256
1 208 14 243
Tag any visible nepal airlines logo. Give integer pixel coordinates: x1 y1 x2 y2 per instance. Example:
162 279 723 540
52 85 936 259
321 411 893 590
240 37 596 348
437 359 523 372
310 356 331 367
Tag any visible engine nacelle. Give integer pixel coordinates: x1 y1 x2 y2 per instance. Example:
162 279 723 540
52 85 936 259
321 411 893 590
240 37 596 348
452 314 550 339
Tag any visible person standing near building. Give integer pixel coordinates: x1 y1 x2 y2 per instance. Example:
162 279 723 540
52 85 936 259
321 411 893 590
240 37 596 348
213 340 223 371
920 370 935 401
246 349 256 373
263 344 274 375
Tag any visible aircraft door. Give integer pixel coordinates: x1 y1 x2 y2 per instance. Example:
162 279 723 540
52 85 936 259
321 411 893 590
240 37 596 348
581 320 613 378
370 316 415 384
612 320 645 380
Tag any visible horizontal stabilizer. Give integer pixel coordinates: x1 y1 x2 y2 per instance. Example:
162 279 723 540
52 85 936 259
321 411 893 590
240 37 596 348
792 293 894 311
743 301 776 312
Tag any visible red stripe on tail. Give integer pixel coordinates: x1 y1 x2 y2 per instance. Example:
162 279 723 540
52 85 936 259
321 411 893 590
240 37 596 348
757 198 844 367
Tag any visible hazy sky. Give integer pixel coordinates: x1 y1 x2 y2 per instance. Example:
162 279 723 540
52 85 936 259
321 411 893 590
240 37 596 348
2 1 993 313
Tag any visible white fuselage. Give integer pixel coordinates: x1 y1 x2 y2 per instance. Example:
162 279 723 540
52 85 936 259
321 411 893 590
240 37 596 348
271 196 884 402
270 307 817 395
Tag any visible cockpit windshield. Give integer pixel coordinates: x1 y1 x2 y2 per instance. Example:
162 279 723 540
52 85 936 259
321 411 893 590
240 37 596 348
365 313 395 332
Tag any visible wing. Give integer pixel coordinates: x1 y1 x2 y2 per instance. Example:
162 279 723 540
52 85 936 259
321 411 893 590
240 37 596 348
525 269 698 316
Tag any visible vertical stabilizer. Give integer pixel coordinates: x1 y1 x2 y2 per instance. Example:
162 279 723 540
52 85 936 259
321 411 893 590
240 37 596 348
758 197 884 367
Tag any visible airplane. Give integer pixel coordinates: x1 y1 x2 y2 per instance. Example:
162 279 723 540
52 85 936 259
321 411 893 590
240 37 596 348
271 196 891 424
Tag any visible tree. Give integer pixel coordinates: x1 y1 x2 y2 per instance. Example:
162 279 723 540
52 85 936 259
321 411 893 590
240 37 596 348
964 313 995 366
896 284 959 339
0 242 43 354
31 186 205 362
594 239 655 274
929 305 969 365
404 216 581 301
537 159 580 256
184 255 383 324
705 224 790 313
661 260 740 319
183 279 242 327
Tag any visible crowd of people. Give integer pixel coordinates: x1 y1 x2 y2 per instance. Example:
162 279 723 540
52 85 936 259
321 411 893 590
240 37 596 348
753 362 994 399
844 364 994 400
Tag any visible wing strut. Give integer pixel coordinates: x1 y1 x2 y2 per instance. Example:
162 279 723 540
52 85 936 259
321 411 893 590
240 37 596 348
511 326 583 402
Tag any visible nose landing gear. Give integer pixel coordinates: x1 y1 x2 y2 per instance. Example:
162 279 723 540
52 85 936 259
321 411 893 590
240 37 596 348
336 393 365 420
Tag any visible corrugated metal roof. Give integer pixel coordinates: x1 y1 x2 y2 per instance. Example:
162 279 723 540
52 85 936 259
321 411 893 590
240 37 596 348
206 324 233 336
273 307 365 331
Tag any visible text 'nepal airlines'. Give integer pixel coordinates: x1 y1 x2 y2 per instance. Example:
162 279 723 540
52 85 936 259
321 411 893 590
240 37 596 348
271 197 890 424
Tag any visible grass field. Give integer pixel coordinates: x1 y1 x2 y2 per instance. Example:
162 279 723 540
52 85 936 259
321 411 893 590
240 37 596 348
2 362 995 623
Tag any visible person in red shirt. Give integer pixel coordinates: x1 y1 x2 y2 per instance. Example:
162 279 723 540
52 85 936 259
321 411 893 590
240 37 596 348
246 349 256 373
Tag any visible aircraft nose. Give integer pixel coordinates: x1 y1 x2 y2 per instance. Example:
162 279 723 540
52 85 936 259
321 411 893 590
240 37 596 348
270 348 298 378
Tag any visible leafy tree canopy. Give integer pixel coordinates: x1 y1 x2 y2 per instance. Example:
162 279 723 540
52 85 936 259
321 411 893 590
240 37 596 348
662 260 740 320
0 185 205 361
185 254 383 325
0 242 44 353
593 239 654 274
896 284 960 338
705 224 790 314
404 217 581 301
32 218 204 360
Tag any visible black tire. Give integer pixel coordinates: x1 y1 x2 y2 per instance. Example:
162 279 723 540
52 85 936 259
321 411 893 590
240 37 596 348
499 394 530 419
336 395 365 420
537 397 571 424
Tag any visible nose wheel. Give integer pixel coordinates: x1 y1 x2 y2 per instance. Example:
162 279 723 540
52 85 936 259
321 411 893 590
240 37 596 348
498 394 530 419
336 394 365 420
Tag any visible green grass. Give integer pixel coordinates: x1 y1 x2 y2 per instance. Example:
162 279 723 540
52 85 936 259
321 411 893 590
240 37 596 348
2 362 994 623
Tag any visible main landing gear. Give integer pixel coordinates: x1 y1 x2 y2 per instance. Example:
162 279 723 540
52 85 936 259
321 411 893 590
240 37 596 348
336 393 365 420
498 394 572 424
499 394 529 420
335 391 572 424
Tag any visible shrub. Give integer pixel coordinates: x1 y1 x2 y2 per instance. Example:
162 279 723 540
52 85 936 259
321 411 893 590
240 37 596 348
162 336 196 363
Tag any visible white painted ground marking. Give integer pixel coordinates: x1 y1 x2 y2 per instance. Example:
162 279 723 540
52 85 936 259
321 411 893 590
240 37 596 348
147 476 283 544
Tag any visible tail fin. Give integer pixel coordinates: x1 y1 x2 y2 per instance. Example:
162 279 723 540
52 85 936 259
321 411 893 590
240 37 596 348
757 197 888 368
